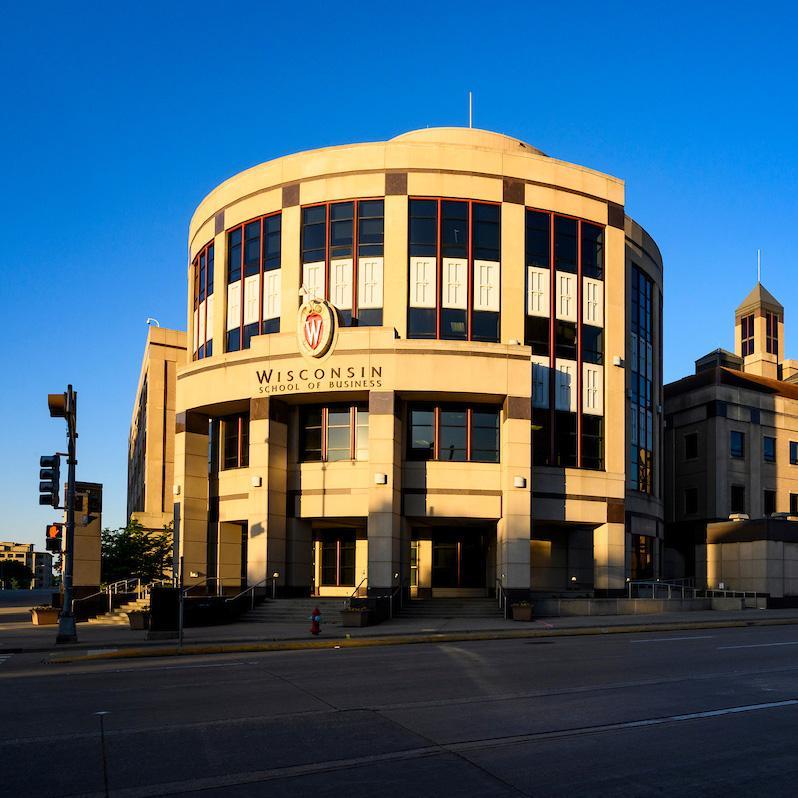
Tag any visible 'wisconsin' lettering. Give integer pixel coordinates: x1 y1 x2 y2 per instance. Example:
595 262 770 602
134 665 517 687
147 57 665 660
256 365 382 390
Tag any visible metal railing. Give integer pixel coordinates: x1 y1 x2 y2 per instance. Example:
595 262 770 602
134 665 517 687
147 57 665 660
349 577 368 602
627 579 761 601
223 575 278 611
72 577 146 615
495 578 510 620
388 578 409 620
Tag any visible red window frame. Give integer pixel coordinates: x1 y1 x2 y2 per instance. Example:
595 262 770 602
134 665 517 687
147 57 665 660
408 197 501 341
300 198 384 320
408 404 500 462
300 403 368 462
225 210 282 352
192 240 214 360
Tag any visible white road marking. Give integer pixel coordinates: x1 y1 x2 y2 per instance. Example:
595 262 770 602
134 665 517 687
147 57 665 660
718 641 798 650
630 636 714 643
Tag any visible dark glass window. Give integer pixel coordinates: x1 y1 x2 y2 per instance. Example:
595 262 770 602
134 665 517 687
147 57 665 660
750 407 760 424
554 217 577 273
299 404 367 462
740 314 754 357
228 228 242 283
408 404 500 463
764 489 776 517
244 221 261 277
192 241 215 361
730 431 745 459
525 316 549 355
766 312 779 355
630 535 654 580
684 432 698 460
582 326 603 365
581 415 603 470
330 202 354 257
473 203 500 261
264 215 281 270
300 407 323 462
791 441 798 465
533 410 551 466
554 411 577 468
302 205 327 263
442 201 468 258
684 487 699 515
409 199 437 257
555 320 577 360
320 532 356 587
525 211 550 269
764 436 776 463
791 494 798 516
581 222 604 279
408 407 435 460
471 409 500 463
439 408 467 462
358 199 385 255
221 414 249 470
408 308 436 339
731 484 746 514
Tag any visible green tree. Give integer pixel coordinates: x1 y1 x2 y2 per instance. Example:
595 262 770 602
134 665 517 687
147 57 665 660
0 559 34 589
101 521 173 584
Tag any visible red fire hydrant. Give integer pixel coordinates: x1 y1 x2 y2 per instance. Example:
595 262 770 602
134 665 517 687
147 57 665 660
309 606 322 636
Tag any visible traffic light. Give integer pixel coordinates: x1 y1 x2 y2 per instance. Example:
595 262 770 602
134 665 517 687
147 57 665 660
45 523 63 553
39 454 61 508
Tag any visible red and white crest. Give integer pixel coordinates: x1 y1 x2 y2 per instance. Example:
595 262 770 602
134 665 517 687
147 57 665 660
304 312 324 350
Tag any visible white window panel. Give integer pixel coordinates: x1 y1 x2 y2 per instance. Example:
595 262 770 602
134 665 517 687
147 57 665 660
243 274 260 326
226 281 241 332
583 277 604 327
474 259 500 312
646 342 653 381
329 257 353 310
198 300 206 346
409 256 437 308
442 258 467 309
556 271 576 322
358 257 383 310
531 355 550 409
527 266 549 317
263 269 281 320
302 261 325 301
205 294 214 340
583 363 604 416
555 358 577 412
192 308 199 352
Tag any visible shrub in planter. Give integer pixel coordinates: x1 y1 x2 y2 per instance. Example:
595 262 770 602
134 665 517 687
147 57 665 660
511 602 534 621
340 607 370 627
30 606 60 625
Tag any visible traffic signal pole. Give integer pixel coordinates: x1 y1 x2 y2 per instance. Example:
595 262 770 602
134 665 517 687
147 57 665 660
55 386 78 644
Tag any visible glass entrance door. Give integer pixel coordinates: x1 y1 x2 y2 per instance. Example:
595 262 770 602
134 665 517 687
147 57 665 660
431 530 485 588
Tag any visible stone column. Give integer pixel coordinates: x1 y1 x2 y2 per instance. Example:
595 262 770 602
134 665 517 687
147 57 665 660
593 521 626 594
174 411 209 586
247 397 288 591
366 391 402 592
497 397 532 598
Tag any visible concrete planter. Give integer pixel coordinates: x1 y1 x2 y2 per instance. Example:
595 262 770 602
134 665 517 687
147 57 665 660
340 610 370 627
511 604 534 621
30 607 60 625
127 610 151 630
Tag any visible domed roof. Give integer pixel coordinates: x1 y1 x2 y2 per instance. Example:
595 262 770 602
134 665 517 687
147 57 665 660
390 127 546 157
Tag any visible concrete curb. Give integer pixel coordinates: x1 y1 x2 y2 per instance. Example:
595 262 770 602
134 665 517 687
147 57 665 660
46 616 798 664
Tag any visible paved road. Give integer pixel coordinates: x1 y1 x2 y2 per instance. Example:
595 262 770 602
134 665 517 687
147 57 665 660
2 625 798 797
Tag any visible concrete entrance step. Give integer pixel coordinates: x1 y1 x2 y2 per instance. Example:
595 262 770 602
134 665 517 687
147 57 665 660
400 598 501 619
240 598 348 625
87 599 150 625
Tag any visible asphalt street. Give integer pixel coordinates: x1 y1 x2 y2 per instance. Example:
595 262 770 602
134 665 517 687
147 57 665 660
2 624 798 797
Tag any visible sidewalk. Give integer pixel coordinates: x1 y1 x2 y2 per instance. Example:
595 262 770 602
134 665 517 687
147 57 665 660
4 607 798 658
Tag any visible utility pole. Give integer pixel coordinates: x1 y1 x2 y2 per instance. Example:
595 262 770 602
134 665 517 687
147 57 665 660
48 385 78 644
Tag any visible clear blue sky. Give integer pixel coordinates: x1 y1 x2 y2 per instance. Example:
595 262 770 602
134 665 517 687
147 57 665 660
2 1 796 547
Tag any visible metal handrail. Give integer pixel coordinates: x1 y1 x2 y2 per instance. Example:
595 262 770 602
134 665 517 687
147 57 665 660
388 578 409 620
495 578 510 620
349 576 368 601
183 577 230 596
224 576 277 611
626 579 763 601
72 578 145 613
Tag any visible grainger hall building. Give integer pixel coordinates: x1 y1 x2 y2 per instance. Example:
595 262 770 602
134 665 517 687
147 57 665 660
141 128 664 601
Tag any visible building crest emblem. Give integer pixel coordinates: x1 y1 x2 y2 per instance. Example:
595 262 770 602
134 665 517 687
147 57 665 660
297 298 335 358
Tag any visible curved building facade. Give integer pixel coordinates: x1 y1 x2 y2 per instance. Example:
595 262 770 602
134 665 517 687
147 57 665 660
174 128 663 599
